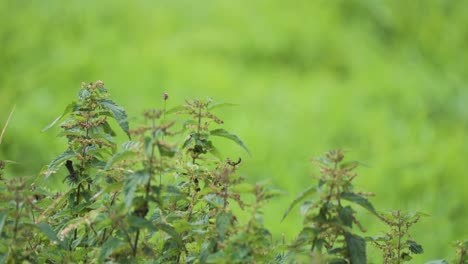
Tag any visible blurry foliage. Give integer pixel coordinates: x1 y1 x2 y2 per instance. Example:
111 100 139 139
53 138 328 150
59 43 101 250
1 0 468 261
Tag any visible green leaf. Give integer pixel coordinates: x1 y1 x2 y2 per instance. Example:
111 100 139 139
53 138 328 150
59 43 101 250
99 99 131 139
204 194 224 208
154 223 183 247
345 233 366 264
78 88 91 100
123 170 150 208
42 102 77 132
42 150 75 178
0 211 7 234
182 135 194 149
165 105 185 115
105 141 139 170
37 222 60 242
339 160 368 170
208 102 238 110
408 240 424 254
99 237 124 263
158 142 178 157
341 192 379 217
282 186 317 222
101 121 117 137
210 128 250 154
339 206 354 227
127 215 156 231
216 212 231 240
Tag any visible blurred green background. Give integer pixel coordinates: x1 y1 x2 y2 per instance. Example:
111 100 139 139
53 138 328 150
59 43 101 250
1 0 467 262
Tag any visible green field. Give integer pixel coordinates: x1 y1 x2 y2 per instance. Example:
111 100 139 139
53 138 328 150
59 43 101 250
1 1 467 262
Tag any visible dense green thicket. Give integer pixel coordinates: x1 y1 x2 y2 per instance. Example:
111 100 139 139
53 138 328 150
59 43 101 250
1 84 466 263
1 1 467 261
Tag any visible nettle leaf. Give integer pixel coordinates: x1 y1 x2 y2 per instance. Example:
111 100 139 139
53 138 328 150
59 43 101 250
282 186 317 222
158 142 178 157
339 206 354 227
123 170 150 208
208 102 237 110
344 232 366 264
154 223 183 247
216 212 232 240
127 215 157 231
42 102 78 132
0 211 7 234
165 105 185 115
339 160 368 170
37 222 60 243
408 240 424 254
99 99 131 139
101 121 117 137
97 86 108 94
78 88 91 101
99 237 124 263
341 192 379 217
204 194 224 208
42 149 75 178
210 128 250 154
105 141 139 170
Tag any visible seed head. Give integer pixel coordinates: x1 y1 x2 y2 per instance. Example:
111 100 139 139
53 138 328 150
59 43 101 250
163 92 169 101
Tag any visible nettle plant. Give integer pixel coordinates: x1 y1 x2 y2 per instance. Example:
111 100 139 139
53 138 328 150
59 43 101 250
0 81 466 264
369 210 424 263
2 81 280 263
281 150 380 263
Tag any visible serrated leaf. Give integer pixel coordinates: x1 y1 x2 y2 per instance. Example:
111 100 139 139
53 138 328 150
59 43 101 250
105 141 139 170
37 222 60 242
408 240 424 254
339 206 354 227
154 223 183 247
78 88 91 100
182 135 194 149
204 194 224 208
99 237 124 263
101 121 116 137
123 170 150 208
158 142 178 157
341 192 379 217
91 182 123 201
340 160 368 170
97 86 108 94
127 215 156 231
345 233 366 264
99 99 131 139
208 102 238 110
0 211 7 234
42 150 75 178
42 102 77 132
165 105 185 115
216 212 231 240
210 128 250 154
282 186 317 222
